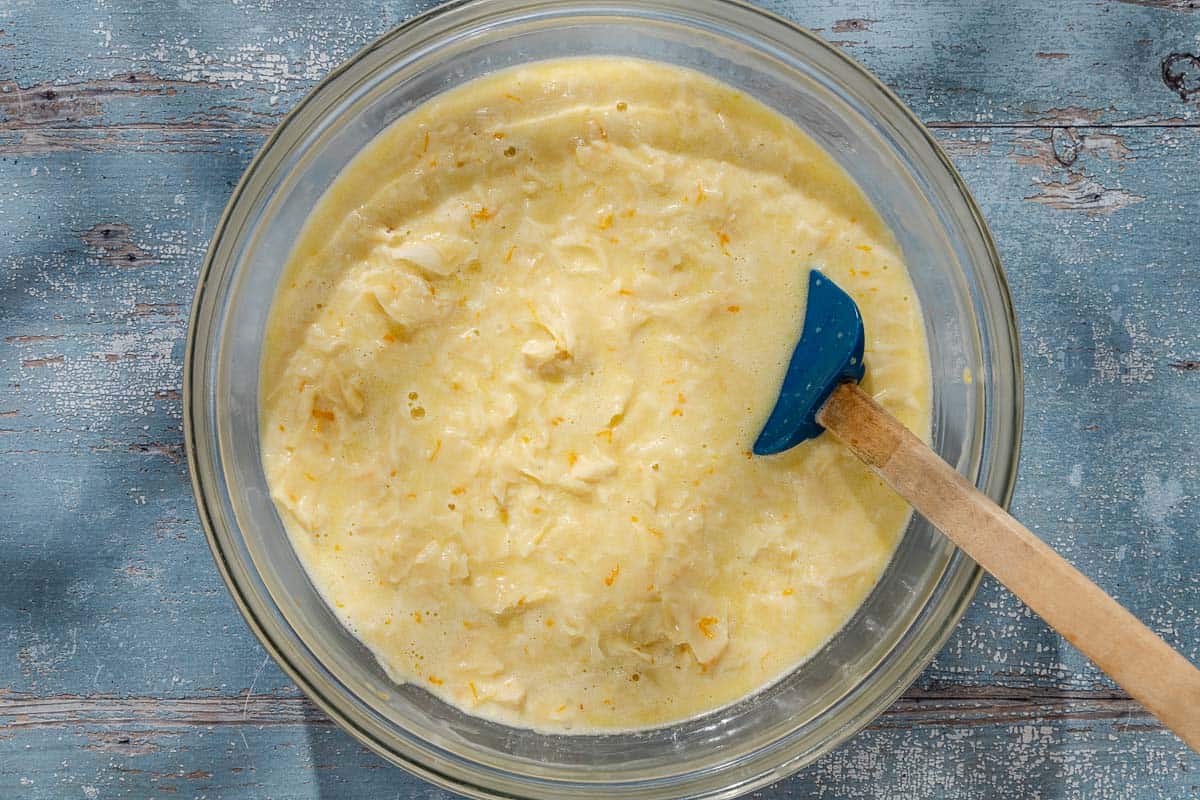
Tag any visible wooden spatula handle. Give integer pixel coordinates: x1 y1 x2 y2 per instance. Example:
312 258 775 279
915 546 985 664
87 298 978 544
817 382 1200 753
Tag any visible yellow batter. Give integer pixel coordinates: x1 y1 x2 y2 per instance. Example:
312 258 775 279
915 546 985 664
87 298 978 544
261 58 930 731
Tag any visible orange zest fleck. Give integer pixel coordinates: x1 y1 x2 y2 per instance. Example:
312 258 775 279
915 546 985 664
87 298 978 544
382 333 396 343
504 93 523 103
428 675 443 686
695 182 706 203
604 565 620 586
421 130 430 154
465 206 489 227
782 587 795 596
412 611 423 624
670 408 683 417
311 408 335 422
428 439 442 461
493 131 506 140
698 616 719 640
596 429 613 443
545 618 555 627
567 452 578 466
504 244 516 264
598 212 614 230
469 681 479 700
451 486 466 496
856 244 872 252
716 230 731 256
727 305 740 313
630 515 639 523
618 288 633 296
551 416 565 426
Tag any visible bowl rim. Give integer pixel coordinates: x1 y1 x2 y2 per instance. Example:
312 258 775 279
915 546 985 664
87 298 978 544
184 0 1024 797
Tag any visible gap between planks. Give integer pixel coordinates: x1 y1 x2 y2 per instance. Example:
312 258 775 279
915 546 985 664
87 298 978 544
0 688 1162 732
1 120 1198 136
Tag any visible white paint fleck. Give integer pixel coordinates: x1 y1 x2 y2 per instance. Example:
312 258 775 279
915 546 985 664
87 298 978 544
1139 473 1184 526
1092 316 1156 385
1067 464 1083 488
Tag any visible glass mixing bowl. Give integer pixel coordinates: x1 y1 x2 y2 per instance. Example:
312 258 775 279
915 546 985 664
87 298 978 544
184 1 1022 797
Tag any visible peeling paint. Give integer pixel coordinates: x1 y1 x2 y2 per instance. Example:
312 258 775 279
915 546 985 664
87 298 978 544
1024 175 1146 216
832 18 879 33
80 223 157 269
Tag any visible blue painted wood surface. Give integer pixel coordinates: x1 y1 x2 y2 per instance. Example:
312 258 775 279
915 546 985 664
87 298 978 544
1 1 1198 797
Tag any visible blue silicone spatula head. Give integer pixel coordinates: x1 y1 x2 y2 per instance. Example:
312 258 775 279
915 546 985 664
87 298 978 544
753 270 865 455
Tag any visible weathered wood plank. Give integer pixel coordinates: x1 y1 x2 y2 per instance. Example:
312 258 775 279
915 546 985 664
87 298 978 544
0 0 1197 141
1 691 1196 798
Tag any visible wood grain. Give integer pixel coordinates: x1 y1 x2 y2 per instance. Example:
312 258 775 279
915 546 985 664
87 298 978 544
1 1 1198 797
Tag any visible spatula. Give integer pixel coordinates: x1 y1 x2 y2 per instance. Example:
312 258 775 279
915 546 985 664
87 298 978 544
755 270 1200 753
